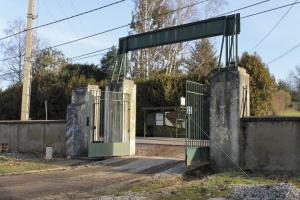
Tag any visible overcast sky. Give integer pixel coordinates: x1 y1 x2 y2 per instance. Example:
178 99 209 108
0 0 299 88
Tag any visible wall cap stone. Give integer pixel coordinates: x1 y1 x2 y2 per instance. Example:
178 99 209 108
241 117 300 122
0 120 66 124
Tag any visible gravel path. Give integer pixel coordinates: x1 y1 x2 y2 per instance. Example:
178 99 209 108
0 156 184 200
231 183 300 200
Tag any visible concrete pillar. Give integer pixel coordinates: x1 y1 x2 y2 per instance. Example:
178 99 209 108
66 85 101 158
121 80 137 155
209 67 250 169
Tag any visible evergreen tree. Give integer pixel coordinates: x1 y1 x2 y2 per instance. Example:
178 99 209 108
100 46 118 78
239 52 276 116
185 39 217 79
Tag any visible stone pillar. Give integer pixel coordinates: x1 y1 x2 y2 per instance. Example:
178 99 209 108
209 67 250 169
121 80 137 156
66 85 101 158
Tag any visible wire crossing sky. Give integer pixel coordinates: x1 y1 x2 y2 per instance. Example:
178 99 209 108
0 0 299 85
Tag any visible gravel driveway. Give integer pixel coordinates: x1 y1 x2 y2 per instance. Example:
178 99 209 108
0 156 185 200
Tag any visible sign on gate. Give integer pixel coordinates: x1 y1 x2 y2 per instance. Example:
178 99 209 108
185 81 210 166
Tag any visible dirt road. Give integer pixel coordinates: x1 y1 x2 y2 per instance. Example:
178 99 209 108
0 156 185 200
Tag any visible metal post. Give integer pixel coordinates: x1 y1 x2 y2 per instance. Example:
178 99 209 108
21 0 35 120
218 35 225 68
226 28 229 68
143 110 147 138
235 14 239 68
175 108 178 138
45 100 48 120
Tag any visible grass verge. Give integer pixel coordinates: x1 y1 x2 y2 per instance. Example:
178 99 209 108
283 102 300 116
152 170 300 200
0 156 73 174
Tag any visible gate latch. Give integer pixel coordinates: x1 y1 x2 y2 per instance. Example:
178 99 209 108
186 106 193 115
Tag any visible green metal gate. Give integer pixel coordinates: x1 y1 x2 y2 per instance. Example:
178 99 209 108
186 81 210 166
88 91 131 157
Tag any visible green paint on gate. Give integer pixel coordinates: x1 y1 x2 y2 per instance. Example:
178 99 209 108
186 147 209 166
118 14 240 54
88 91 131 158
186 81 210 166
88 143 130 157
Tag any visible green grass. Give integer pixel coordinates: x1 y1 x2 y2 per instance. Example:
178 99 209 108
283 108 300 116
130 178 180 193
283 102 300 116
0 157 70 173
157 171 300 200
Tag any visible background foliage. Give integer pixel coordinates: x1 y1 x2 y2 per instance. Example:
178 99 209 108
239 52 276 116
0 53 107 120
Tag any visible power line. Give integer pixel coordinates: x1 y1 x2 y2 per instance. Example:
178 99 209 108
0 0 209 62
0 0 126 42
2 0 294 63
72 52 108 62
70 47 115 60
250 0 298 51
217 0 272 17
268 42 300 64
0 46 114 78
40 0 65 35
241 1 300 19
55 0 77 36
69 0 87 34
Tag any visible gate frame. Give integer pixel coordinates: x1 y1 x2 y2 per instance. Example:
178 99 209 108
113 14 240 83
88 91 131 157
88 80 137 157
185 80 210 166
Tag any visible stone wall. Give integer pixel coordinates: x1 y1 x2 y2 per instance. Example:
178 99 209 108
0 120 66 156
240 117 300 172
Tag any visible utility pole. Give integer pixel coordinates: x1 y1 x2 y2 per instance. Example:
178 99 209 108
21 0 35 120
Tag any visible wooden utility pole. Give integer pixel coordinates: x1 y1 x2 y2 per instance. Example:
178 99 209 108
21 0 35 120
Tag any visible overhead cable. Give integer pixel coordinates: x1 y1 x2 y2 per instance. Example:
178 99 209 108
0 0 126 41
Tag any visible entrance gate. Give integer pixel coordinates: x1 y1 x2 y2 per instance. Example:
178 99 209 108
86 13 240 158
186 81 210 166
88 91 131 157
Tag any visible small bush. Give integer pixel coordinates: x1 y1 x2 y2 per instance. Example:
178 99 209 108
271 90 292 115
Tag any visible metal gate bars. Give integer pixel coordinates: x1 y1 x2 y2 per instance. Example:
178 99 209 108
88 91 131 157
186 81 210 166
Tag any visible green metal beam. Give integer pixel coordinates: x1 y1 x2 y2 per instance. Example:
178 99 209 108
118 14 240 54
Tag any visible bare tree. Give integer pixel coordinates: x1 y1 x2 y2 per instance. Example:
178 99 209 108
129 0 227 79
0 19 45 84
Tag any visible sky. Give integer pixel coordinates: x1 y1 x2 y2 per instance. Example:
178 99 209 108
0 0 299 88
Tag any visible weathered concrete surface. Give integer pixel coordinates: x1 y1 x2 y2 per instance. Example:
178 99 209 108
66 85 101 158
0 120 66 155
122 80 137 156
240 117 300 172
210 67 250 169
0 156 185 200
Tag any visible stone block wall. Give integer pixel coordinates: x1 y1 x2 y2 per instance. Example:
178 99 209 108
240 117 300 172
0 120 66 156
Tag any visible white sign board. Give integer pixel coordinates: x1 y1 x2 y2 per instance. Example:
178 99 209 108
180 97 186 106
155 113 164 126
